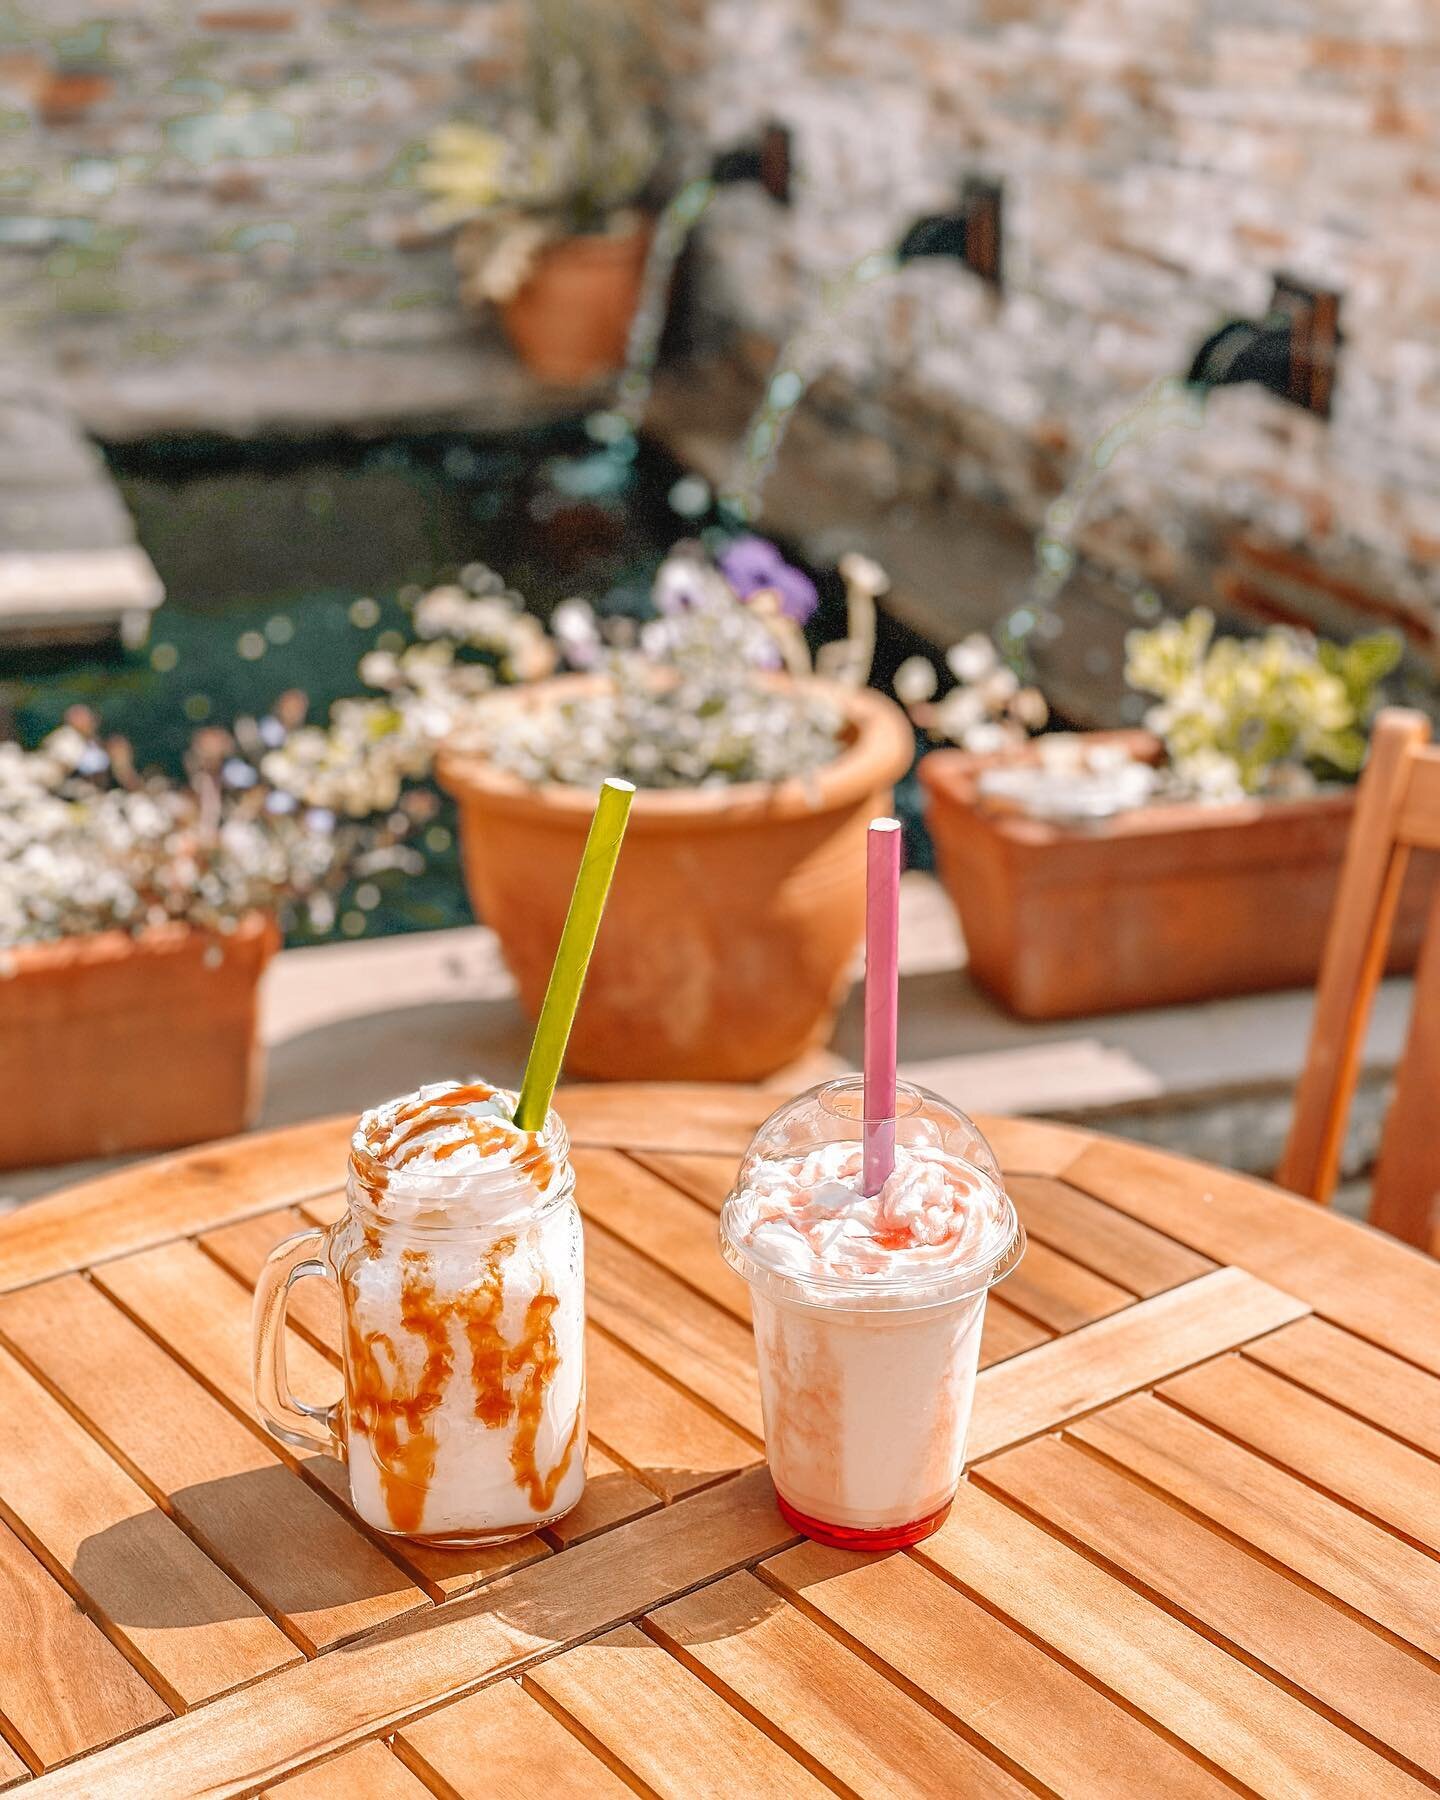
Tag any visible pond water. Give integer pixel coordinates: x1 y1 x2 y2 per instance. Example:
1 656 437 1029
4 427 933 944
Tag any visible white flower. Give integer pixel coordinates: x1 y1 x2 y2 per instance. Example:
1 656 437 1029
946 634 999 685
893 656 938 706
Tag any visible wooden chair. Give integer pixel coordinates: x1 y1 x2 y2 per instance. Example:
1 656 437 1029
1279 708 1440 1252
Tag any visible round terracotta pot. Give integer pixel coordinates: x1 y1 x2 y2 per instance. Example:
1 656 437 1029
498 222 653 385
437 678 915 1082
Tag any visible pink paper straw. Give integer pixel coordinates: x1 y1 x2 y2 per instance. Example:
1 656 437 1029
862 817 902 1196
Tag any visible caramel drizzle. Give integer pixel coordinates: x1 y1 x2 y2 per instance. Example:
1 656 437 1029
343 1237 578 1533
359 1080 554 1193
507 1288 583 1510
342 1249 454 1536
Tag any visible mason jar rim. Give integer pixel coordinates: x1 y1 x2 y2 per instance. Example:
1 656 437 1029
346 1092 572 1230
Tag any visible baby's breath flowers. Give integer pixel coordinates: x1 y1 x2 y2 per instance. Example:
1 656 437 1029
0 705 412 950
260 565 558 815
895 633 1049 755
465 540 861 790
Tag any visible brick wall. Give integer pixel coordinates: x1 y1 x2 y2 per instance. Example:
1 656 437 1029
678 0 1440 654
0 0 517 373
3 0 1438 650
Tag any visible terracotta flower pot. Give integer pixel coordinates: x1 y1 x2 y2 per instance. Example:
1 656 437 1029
498 222 653 385
920 733 1433 1019
437 678 915 1081
0 914 278 1168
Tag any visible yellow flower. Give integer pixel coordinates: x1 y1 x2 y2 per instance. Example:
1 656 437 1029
416 124 510 221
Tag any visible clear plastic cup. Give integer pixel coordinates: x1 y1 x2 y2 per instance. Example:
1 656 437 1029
720 1076 1023 1548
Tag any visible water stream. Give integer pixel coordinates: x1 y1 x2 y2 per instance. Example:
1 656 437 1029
614 176 717 431
546 176 718 504
720 249 901 523
998 376 1207 665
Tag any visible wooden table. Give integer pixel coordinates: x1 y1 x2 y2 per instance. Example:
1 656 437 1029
0 1087 1437 1798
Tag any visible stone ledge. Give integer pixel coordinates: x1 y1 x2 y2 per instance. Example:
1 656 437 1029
55 342 609 443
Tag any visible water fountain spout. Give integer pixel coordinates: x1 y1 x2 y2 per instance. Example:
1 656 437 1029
1187 276 1341 418
896 178 1003 286
709 122 792 206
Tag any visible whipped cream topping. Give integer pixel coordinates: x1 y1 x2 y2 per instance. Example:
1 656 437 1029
724 1139 1012 1286
353 1080 561 1203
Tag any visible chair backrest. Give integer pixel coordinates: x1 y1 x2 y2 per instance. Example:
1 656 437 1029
1279 708 1440 1252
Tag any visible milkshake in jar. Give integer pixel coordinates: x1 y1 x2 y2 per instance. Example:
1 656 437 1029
253 1079 586 1544
720 1076 1023 1549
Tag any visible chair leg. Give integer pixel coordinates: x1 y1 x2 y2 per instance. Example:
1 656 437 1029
1369 882 1440 1249
1278 710 1431 1203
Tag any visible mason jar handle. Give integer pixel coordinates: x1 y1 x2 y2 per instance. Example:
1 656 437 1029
252 1224 344 1460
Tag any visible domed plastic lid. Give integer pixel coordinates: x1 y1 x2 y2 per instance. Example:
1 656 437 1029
720 1076 1024 1305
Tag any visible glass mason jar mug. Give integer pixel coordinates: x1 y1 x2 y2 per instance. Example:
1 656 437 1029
253 1083 587 1546
720 1076 1024 1550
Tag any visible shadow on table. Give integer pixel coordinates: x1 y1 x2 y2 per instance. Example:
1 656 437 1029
73 1464 782 1642
261 997 534 1128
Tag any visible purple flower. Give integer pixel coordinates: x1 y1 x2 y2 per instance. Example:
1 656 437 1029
717 535 819 625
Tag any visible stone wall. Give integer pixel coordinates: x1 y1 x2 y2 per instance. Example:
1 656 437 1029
0 0 522 403
3 0 1438 656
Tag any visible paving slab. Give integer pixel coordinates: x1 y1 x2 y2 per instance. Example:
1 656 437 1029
0 375 162 644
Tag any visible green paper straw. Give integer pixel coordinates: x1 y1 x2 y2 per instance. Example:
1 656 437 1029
514 778 636 1131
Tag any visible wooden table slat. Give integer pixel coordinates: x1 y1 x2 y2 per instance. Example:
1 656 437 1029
0 1343 298 1710
1060 1136 1440 1375
200 1210 344 1361
584 1222 764 1438
572 1147 749 1322
0 1735 28 1792
1006 1174 1217 1296
91 1240 541 1604
918 1480 1431 1798
0 1118 353 1297
558 1085 785 1155
1070 1392 1440 1662
583 1327 760 1502
765 1541 1229 1798
1242 1314 1440 1460
977 1295 1054 1366
396 1677 633 1799
92 1239 341 1432
650 1569 1031 1799
261 1739 434 1798
0 1515 168 1770
526 1619 835 1797
0 1275 426 1654
981 1433 1440 1780
626 1150 734 1213
1161 1355 1440 1553
544 1447 661 1547
995 1235 1134 1332
967 1265 1309 1462
23 1467 794 1800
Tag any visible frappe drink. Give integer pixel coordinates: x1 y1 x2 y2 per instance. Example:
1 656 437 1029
254 1079 586 1544
720 1077 1023 1548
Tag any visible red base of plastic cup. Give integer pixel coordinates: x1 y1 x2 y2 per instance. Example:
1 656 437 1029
776 1490 954 1550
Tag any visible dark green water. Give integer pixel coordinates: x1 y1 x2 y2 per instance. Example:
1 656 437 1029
3 428 931 945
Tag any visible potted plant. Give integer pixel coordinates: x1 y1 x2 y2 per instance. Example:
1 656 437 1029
436 541 914 1081
913 611 1433 1018
418 0 662 384
0 705 423 1169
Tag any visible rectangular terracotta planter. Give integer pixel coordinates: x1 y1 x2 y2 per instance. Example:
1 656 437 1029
920 735 1433 1020
0 913 278 1168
